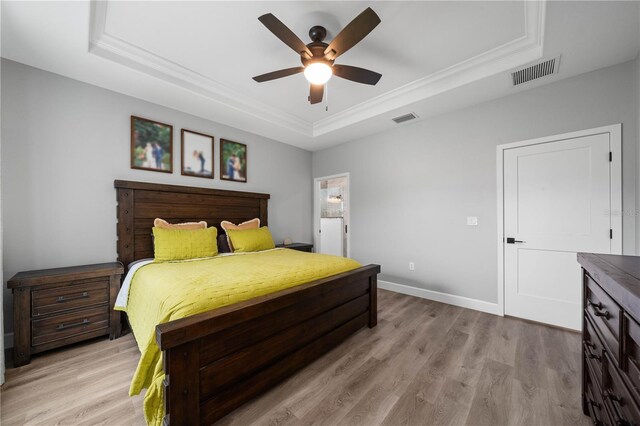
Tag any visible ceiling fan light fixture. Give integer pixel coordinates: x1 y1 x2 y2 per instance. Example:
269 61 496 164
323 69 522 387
304 62 332 85
254 8 381 103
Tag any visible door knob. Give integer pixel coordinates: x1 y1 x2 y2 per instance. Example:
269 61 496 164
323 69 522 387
506 237 525 244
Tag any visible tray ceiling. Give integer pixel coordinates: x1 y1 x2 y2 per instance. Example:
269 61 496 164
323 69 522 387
2 1 639 150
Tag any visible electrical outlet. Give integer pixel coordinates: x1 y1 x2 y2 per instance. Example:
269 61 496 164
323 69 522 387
409 262 415 271
467 216 478 226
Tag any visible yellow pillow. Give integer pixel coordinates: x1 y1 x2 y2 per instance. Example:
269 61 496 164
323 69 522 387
220 218 260 251
152 227 218 261
226 226 275 253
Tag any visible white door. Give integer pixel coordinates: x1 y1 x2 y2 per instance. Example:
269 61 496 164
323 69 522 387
504 132 615 330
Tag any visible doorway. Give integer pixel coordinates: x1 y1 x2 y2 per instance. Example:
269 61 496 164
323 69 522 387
314 173 349 257
497 125 622 330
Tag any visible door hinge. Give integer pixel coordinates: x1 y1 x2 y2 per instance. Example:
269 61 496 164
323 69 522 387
345 224 348 234
610 229 613 239
609 152 613 162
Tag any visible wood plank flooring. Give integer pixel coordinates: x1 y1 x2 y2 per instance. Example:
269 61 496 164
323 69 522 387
0 290 590 425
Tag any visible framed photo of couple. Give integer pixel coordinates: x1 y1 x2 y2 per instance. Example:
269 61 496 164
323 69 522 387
220 139 247 182
130 115 248 183
130 116 173 173
181 129 214 179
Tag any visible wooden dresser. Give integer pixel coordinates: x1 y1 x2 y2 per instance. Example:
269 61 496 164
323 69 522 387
578 253 640 426
8 262 124 367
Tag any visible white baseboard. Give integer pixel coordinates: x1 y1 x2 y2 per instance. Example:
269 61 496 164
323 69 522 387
4 332 13 349
378 280 502 316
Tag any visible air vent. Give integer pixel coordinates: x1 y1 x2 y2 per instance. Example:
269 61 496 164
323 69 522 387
392 112 418 124
511 56 560 86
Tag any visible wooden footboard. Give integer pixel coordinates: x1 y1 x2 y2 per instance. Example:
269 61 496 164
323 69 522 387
156 264 380 426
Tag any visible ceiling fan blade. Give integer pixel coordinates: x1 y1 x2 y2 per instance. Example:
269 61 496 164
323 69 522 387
333 65 382 85
309 84 324 104
324 7 380 60
258 13 313 57
253 67 305 82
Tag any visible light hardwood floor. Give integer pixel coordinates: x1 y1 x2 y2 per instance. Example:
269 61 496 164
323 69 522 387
1 290 590 425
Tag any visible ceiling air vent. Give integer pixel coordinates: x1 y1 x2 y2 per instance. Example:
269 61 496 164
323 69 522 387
392 112 418 124
511 56 560 87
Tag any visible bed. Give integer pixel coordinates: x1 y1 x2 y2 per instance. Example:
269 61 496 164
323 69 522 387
114 180 380 426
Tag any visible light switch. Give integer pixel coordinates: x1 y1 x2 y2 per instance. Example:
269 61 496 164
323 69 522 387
467 216 478 226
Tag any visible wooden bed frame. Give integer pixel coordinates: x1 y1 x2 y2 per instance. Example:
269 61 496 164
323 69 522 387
114 180 380 425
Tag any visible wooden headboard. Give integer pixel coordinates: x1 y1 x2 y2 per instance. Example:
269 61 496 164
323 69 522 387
114 180 269 267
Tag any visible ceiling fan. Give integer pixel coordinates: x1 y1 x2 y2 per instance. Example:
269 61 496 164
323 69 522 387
252 7 382 105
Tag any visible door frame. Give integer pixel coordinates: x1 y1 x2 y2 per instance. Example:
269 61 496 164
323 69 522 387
313 172 350 257
496 124 622 317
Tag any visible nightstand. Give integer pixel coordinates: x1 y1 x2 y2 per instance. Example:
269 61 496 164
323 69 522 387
7 262 124 367
276 243 314 252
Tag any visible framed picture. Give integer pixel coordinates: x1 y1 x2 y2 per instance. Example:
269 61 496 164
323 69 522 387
131 115 173 173
220 139 247 182
181 129 214 179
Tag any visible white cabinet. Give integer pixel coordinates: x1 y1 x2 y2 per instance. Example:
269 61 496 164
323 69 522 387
320 218 344 256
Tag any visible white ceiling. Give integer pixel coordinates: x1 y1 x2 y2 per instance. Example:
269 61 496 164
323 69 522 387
2 1 639 151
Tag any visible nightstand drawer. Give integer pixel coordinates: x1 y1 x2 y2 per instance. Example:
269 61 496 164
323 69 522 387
32 279 109 317
31 306 109 347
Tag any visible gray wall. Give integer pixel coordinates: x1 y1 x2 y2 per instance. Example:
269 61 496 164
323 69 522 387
1 59 312 336
313 60 638 305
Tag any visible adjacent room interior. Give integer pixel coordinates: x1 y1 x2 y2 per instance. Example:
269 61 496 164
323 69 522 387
1 1 640 425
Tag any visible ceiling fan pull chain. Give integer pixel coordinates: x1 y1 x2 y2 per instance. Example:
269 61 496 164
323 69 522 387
325 82 329 112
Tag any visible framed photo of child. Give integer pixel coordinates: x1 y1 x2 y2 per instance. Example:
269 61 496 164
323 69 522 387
181 129 214 179
220 139 247 182
131 115 173 173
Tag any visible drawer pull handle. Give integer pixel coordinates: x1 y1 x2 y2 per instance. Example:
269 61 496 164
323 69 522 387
607 391 622 403
583 342 601 362
588 300 603 309
57 292 89 303
588 399 605 426
56 319 89 331
605 390 630 426
593 308 611 319
588 301 610 319
588 351 601 362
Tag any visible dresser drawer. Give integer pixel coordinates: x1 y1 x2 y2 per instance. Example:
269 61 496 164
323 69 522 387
31 306 109 347
32 279 109 317
586 275 622 362
625 313 640 401
585 315 606 387
586 359 610 426
604 352 640 426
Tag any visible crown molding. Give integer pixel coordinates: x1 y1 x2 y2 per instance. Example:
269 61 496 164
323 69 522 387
312 0 546 136
89 1 313 137
88 0 546 139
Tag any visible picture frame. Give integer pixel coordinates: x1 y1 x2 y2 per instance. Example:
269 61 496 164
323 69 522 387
220 139 247 182
181 129 214 179
131 115 173 173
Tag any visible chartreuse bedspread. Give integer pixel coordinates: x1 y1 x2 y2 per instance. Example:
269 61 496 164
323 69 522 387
116 248 361 426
